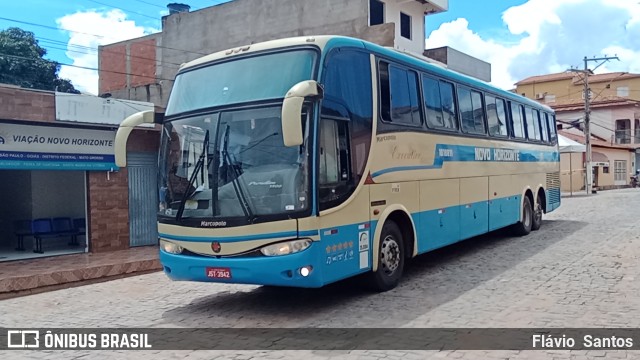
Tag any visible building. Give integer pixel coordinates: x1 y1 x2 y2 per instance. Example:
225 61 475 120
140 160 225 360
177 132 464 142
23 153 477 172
559 129 635 191
515 71 640 106
0 84 159 262
423 46 491 82
98 0 497 111
515 71 640 186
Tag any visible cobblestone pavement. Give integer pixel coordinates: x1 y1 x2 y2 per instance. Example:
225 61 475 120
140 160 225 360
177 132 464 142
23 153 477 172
2 189 640 359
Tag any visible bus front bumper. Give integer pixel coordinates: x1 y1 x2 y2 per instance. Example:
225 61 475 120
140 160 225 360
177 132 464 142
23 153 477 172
159 244 323 288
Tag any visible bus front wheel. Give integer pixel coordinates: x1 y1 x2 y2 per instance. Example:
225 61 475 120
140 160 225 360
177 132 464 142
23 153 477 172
511 196 533 236
368 220 405 292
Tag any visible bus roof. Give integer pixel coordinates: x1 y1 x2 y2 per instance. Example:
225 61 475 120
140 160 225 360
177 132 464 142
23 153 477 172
178 35 335 71
179 35 553 113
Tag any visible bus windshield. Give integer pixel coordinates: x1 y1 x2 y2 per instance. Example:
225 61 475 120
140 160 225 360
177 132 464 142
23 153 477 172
165 50 317 116
159 106 310 223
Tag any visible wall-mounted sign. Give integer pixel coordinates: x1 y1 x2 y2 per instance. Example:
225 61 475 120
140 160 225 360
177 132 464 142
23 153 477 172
55 92 154 126
0 122 118 171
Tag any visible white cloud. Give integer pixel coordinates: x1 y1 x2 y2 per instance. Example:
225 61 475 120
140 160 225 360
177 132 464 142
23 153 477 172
56 10 159 94
426 0 640 89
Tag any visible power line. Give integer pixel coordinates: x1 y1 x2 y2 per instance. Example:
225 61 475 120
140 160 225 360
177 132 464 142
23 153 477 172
36 38 181 68
84 0 161 22
0 16 107 39
0 16 210 57
130 0 167 10
0 51 175 82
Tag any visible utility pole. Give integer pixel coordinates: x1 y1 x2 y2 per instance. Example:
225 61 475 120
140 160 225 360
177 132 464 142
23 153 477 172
570 55 619 194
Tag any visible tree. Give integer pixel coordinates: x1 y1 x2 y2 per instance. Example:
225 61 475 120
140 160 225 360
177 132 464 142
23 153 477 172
0 27 79 93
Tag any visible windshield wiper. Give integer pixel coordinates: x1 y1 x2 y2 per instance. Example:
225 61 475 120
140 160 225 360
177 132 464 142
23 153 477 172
176 130 209 222
222 124 255 222
238 132 279 154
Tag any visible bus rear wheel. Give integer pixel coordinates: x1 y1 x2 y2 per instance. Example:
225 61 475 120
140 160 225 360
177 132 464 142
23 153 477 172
368 220 404 292
531 193 543 231
511 196 533 236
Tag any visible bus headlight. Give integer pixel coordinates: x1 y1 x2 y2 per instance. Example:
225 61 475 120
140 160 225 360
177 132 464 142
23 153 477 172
160 239 183 254
260 239 312 256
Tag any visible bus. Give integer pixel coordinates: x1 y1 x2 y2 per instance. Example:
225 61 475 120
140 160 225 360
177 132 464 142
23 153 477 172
114 35 560 292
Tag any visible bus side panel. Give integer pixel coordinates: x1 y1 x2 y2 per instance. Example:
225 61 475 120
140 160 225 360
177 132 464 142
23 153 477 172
489 175 519 231
459 177 489 240
317 184 372 285
513 172 546 216
370 181 420 260
418 179 460 253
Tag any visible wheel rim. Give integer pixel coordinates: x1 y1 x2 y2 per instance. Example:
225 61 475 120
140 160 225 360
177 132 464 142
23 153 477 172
524 203 532 228
534 202 542 224
380 235 401 276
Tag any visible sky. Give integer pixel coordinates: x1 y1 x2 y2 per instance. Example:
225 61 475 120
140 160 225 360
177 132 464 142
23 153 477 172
1 0 639 94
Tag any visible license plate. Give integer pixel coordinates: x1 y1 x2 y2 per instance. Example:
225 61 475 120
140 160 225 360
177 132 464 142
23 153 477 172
206 267 231 279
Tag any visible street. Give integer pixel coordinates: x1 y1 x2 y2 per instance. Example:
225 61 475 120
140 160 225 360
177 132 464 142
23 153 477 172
2 188 640 359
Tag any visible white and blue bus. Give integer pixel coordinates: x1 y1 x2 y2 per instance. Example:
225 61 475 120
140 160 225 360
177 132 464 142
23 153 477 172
115 35 560 291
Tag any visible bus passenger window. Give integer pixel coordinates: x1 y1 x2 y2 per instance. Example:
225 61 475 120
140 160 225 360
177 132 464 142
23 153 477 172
471 91 485 134
539 110 549 142
458 87 485 134
422 75 444 128
486 95 508 136
525 106 540 141
533 110 549 142
510 104 525 138
379 62 391 121
439 81 458 130
547 113 558 143
388 65 421 126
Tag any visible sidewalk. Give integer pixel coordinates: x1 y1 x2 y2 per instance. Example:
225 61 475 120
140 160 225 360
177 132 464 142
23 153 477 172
0 246 161 299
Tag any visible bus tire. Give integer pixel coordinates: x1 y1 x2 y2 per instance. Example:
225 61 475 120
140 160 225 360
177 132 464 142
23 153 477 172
368 220 405 292
511 196 533 236
531 193 543 231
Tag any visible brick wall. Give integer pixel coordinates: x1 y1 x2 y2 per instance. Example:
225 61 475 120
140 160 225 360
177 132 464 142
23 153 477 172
98 44 127 94
130 39 157 88
87 169 130 252
86 128 159 253
0 85 55 122
98 34 159 96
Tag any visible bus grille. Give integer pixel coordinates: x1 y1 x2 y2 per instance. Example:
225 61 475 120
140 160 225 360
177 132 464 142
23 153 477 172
546 172 561 204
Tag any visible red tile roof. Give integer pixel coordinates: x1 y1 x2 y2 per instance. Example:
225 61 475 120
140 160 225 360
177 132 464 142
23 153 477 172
515 72 576 85
552 96 640 112
573 72 640 85
516 71 640 86
558 130 637 150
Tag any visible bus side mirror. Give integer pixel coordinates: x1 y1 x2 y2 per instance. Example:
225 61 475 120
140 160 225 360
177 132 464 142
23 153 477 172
115 110 155 167
282 80 322 147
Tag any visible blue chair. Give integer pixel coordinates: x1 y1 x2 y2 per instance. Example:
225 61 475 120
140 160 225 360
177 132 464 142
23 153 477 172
14 220 32 251
31 218 55 254
52 217 79 246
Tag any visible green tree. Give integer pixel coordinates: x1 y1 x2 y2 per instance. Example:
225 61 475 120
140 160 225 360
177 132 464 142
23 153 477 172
0 27 79 93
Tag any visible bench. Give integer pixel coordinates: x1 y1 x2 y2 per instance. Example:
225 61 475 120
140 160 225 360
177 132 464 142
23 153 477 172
31 218 82 254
